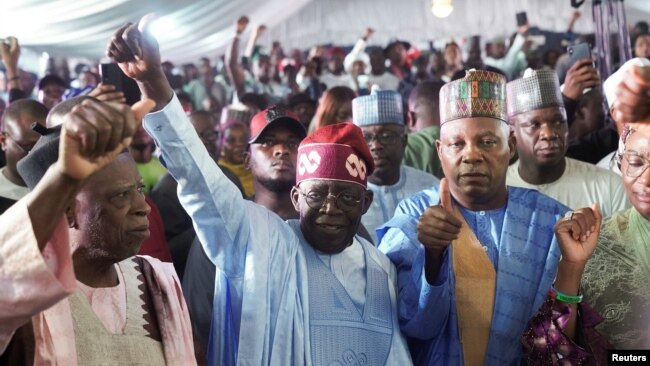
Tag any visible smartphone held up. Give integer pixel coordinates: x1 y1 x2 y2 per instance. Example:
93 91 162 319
568 42 593 68
99 63 142 106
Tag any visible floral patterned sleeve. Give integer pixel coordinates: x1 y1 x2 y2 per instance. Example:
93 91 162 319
522 298 610 365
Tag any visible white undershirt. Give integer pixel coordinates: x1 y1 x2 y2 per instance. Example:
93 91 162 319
0 167 29 200
316 238 366 309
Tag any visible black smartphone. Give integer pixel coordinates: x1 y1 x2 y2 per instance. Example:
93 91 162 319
470 35 481 49
100 63 123 90
99 63 141 106
568 43 592 67
516 12 528 27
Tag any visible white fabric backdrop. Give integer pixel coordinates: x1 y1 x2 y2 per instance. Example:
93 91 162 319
268 0 649 50
1 0 648 64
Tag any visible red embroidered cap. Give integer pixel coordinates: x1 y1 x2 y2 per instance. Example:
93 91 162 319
296 123 375 188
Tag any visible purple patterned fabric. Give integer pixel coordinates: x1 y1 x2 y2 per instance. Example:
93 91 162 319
522 298 610 365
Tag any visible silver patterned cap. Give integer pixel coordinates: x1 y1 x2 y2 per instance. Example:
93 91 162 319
506 69 564 118
352 89 404 126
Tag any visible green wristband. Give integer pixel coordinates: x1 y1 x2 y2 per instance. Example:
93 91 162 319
549 286 583 304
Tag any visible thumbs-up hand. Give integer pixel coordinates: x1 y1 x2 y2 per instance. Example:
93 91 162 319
417 178 463 251
107 13 161 82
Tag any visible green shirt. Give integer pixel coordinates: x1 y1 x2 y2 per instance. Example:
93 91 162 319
402 125 442 178
137 156 168 194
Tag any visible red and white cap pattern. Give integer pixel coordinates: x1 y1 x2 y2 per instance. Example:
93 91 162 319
296 123 374 187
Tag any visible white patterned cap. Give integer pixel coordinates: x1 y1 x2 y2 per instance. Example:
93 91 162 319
352 89 404 126
506 69 564 118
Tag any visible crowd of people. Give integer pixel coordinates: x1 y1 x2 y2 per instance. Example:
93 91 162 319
1 7 650 366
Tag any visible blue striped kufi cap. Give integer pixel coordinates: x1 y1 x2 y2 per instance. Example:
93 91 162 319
352 89 404 126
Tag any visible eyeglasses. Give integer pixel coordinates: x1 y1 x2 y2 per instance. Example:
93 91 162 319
296 187 362 212
2 132 35 153
620 152 650 178
362 131 403 146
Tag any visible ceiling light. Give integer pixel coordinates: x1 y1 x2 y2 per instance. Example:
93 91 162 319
432 0 454 18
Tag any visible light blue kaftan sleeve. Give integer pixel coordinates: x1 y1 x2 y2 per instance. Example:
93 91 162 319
143 95 261 278
377 188 452 340
144 95 303 366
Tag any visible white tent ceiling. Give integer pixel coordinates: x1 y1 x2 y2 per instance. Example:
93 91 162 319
2 0 648 65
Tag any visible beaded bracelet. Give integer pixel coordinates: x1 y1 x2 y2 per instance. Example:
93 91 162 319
548 286 583 304
8 76 19 81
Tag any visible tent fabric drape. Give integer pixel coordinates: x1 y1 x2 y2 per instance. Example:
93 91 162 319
1 0 649 63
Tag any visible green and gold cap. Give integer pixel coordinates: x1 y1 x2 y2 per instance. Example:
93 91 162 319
439 69 507 125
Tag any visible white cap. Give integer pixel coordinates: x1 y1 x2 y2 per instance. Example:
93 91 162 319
344 52 370 73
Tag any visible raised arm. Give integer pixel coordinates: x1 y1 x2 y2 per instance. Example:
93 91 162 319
377 181 458 340
485 25 528 78
552 204 601 339
562 59 600 102
244 24 267 60
107 14 258 277
225 16 249 100
1 97 152 354
501 25 529 74
0 37 27 102
567 11 580 34
378 223 452 340
344 27 373 73
522 204 607 363
415 179 461 283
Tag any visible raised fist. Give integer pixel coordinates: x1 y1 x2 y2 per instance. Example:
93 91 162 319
612 65 650 126
56 98 154 180
553 203 601 265
236 16 250 34
106 14 161 82
0 36 20 71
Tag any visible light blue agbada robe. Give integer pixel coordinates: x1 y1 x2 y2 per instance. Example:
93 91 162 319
143 95 412 366
377 186 569 365
364 165 439 244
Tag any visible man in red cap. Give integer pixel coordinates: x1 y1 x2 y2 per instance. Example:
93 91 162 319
246 106 306 216
106 15 412 365
183 105 375 352
181 105 307 350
